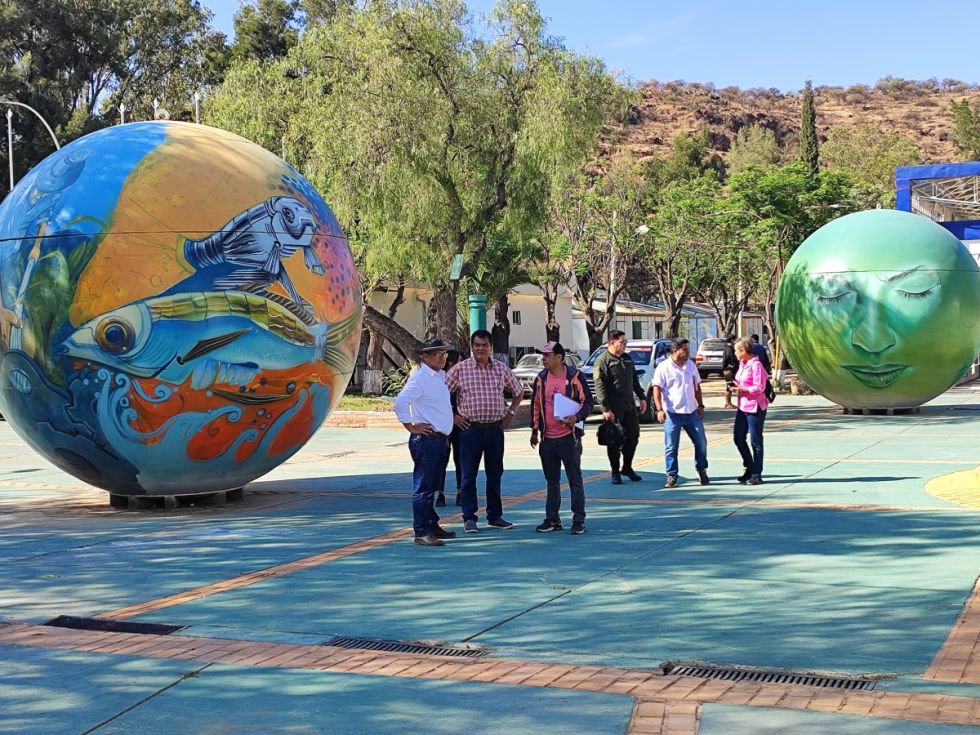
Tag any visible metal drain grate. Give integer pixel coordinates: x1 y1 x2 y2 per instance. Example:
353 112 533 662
43 616 184 636
323 635 490 659
663 662 877 690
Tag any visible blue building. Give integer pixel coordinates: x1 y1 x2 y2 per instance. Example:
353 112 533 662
896 162 980 266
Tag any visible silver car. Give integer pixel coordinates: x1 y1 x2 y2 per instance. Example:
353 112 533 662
512 352 582 397
695 338 728 378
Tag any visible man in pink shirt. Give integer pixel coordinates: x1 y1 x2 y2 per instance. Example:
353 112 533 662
529 342 593 535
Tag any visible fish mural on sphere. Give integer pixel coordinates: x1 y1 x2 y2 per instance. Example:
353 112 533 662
0 121 362 498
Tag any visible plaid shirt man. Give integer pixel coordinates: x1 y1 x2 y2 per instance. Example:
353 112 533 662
446 357 523 423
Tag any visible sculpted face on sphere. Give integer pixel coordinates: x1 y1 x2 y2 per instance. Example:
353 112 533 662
809 261 942 389
776 210 980 409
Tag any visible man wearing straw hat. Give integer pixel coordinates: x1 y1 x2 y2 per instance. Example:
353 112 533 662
394 338 458 547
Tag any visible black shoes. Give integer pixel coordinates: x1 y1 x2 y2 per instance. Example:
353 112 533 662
454 492 462 506
435 492 446 507
432 525 456 539
747 475 763 485
698 469 710 486
611 471 623 485
487 518 515 529
737 471 751 484
623 469 642 482
536 519 563 533
414 533 444 547
664 475 678 488
570 521 586 535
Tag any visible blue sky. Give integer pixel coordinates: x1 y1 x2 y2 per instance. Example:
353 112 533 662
203 0 980 91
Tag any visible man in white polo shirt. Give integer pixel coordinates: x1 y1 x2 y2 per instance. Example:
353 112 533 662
395 338 458 546
651 337 709 488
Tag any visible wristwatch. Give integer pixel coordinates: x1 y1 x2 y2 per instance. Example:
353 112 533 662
507 409 516 416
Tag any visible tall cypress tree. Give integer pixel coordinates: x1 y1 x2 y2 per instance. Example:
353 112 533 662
800 80 820 174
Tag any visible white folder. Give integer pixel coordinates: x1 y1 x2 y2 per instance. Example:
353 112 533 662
553 393 585 430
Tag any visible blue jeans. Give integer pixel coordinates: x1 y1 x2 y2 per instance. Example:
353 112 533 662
539 434 586 523
408 434 447 536
733 408 766 477
459 424 505 523
663 412 708 477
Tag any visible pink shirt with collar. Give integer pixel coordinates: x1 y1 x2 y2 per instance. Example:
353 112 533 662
735 356 770 414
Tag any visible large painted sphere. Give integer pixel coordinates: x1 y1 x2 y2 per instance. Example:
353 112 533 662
776 209 980 409
0 121 361 496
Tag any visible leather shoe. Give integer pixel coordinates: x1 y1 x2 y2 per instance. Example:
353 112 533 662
623 469 642 482
611 471 623 485
414 533 445 547
698 469 710 486
737 470 751 484
435 492 446 507
432 525 456 539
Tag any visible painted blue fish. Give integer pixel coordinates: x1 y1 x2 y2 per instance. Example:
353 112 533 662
61 291 328 392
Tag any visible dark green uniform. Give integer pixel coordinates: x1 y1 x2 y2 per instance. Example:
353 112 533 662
593 350 645 473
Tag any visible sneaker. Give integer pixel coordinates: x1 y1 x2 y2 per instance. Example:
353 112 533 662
737 470 751 484
464 519 479 533
747 475 763 485
570 521 586 535
611 471 623 485
664 475 678 488
414 533 445 547
698 469 710 486
435 492 446 507
536 519 563 533
455 492 462 506
432 525 456 539
487 518 515 530
623 469 642 482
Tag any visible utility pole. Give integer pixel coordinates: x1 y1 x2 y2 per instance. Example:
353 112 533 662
119 103 126 125
192 91 200 124
608 210 617 337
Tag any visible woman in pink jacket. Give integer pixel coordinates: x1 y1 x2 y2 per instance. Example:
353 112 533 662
732 337 770 485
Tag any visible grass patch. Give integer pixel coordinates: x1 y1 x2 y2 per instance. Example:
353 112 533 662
337 395 395 411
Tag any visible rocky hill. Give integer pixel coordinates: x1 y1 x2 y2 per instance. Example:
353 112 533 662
623 78 980 165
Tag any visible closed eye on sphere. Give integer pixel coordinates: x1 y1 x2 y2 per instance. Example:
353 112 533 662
96 318 136 354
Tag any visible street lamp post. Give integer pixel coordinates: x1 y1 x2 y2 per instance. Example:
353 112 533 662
6 108 13 193
192 91 200 124
0 100 61 151
119 103 126 125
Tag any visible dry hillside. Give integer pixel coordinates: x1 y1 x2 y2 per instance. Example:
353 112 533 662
621 79 980 165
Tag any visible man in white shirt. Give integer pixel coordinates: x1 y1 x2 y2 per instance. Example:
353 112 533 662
652 338 709 488
394 338 458 546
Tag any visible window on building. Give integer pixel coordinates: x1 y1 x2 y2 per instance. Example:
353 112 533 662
632 321 643 340
512 311 521 325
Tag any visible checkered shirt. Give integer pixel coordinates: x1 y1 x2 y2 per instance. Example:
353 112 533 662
445 357 522 423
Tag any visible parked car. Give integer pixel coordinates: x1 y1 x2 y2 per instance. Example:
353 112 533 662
695 337 727 378
513 352 582 397
579 339 672 424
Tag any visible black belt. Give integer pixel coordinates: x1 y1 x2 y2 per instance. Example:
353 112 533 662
412 431 450 440
468 421 502 428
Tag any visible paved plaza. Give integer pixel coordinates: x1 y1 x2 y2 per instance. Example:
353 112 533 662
1 382 980 734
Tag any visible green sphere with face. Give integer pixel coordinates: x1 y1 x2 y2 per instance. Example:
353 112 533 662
776 209 980 409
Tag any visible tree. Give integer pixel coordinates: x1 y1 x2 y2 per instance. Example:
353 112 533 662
727 124 784 174
299 0 355 25
950 98 980 160
821 124 920 205
209 0 626 350
727 162 874 341
800 80 819 175
1 0 228 175
555 153 651 352
231 0 300 62
637 176 720 338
